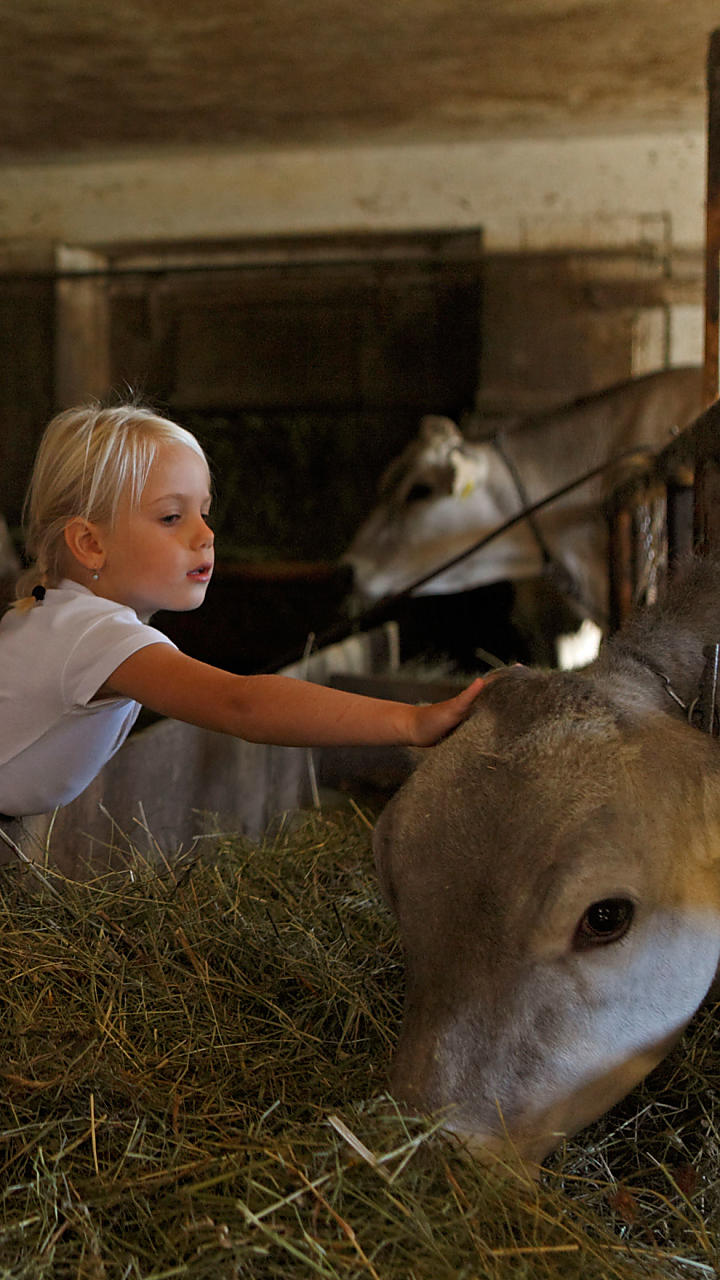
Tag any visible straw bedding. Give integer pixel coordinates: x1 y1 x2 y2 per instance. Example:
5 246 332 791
0 805 718 1279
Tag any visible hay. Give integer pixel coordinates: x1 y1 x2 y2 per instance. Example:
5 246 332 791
0 805 718 1279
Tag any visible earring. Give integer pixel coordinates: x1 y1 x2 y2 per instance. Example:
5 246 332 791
91 569 100 581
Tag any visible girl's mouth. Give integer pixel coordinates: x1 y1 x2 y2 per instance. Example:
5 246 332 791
187 564 213 582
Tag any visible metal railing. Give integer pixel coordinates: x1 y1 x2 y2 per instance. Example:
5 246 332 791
607 398 720 627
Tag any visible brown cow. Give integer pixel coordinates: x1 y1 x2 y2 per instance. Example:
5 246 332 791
374 551 720 1165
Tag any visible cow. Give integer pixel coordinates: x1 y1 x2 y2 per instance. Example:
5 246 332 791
373 551 720 1167
344 367 705 664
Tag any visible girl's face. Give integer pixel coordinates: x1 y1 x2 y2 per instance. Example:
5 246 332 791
92 442 214 620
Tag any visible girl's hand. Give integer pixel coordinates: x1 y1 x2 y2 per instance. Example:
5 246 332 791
407 677 486 747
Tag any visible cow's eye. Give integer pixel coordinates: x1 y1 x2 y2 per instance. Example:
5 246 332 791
573 898 634 949
405 482 434 504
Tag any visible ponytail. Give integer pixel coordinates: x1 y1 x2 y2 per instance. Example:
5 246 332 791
12 566 49 613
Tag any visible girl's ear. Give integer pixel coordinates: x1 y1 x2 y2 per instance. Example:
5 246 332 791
63 518 105 572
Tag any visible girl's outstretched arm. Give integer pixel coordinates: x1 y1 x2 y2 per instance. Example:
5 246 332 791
101 645 484 748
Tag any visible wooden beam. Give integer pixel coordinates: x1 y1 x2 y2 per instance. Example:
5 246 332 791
54 246 111 409
704 28 720 405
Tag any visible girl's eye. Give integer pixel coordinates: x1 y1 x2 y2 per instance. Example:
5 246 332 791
161 514 181 525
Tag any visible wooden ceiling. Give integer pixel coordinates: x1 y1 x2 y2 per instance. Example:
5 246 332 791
1 0 717 164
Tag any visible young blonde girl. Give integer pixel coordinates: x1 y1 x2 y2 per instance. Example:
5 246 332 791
0 403 483 818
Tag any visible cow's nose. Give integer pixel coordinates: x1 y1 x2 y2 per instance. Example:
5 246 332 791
339 556 382 611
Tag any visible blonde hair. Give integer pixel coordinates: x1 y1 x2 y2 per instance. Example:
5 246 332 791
15 402 209 609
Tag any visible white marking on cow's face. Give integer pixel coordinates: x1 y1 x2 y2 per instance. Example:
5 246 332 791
435 902 720 1166
556 618 603 669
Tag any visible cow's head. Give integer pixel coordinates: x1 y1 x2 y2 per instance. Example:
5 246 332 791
373 665 720 1165
344 417 541 602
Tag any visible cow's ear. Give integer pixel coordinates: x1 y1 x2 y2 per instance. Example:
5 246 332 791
418 415 463 448
449 446 488 497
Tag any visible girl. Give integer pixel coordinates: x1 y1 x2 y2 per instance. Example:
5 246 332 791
0 403 484 818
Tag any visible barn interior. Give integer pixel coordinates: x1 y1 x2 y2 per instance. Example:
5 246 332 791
5 17 720 1269
0 0 717 669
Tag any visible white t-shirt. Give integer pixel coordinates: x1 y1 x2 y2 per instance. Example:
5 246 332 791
0 580 175 816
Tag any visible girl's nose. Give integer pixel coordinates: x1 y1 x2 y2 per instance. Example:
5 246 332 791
192 516 214 548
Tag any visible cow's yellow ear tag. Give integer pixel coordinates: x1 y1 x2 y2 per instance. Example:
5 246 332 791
449 448 478 500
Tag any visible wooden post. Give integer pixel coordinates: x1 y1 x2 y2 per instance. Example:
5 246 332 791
704 29 720 406
694 32 720 555
694 455 720 554
54 246 111 409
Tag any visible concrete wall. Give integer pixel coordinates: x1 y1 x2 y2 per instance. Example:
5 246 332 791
0 125 708 428
0 128 706 254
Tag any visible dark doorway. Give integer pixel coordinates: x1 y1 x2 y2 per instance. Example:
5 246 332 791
107 229 484 561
